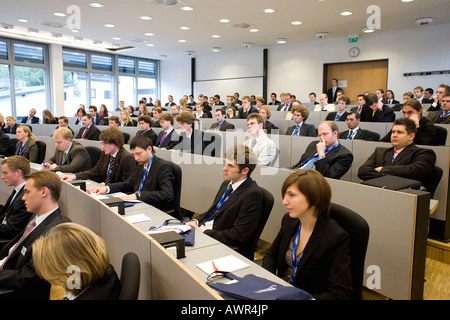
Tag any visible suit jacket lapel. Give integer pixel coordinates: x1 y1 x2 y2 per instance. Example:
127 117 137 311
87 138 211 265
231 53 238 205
214 178 252 217
391 144 414 165
295 218 325 272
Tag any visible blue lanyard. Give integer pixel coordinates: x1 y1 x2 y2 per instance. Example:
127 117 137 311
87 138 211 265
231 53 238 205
334 113 343 121
215 120 226 131
139 156 153 192
439 110 450 121
290 225 308 284
204 185 233 222
293 123 303 136
347 128 359 140
18 141 27 155
300 142 340 165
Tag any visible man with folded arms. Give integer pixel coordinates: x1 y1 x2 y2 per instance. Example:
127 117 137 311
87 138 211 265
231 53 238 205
0 171 70 299
43 127 92 173
61 128 136 185
358 118 436 187
291 121 353 180
91 136 174 212
186 144 263 260
0 156 32 242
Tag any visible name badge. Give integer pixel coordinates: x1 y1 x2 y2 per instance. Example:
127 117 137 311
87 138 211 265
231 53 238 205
21 246 27 256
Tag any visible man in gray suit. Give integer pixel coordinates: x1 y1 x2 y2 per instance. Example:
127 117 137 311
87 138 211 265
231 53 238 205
43 127 92 173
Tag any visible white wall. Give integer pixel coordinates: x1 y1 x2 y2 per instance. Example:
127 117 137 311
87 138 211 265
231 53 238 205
161 22 450 104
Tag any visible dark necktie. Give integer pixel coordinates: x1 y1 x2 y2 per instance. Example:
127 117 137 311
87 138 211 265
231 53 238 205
105 156 115 185
1 190 16 216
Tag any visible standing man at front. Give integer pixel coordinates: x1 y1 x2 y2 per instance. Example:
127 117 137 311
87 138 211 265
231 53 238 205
291 121 353 180
92 136 175 212
0 171 70 299
245 114 277 166
187 144 263 260
327 78 342 103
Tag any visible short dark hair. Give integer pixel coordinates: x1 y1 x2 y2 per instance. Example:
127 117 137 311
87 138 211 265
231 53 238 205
89 106 97 112
402 99 422 113
364 93 378 106
2 156 30 178
138 115 153 126
247 113 264 124
130 135 154 154
216 108 226 116
393 118 417 135
99 128 124 148
29 171 62 203
158 113 174 125
225 144 257 177
347 111 360 120
338 96 351 105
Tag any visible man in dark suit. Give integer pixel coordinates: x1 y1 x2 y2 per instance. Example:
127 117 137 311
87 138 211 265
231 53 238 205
165 95 176 107
21 108 40 125
0 156 32 242
380 99 436 146
360 93 395 122
326 78 342 103
92 136 174 212
89 106 105 126
413 86 432 104
75 115 101 141
53 116 74 137
209 109 235 131
428 94 450 124
338 112 380 141
155 114 179 150
277 93 293 111
0 131 14 157
268 92 281 106
350 94 367 113
174 112 206 155
325 96 350 122
62 128 136 185
285 105 316 137
427 84 450 111
385 90 399 105
358 118 436 187
0 170 70 299
291 121 353 180
43 127 92 173
135 115 157 146
214 94 225 106
2 117 19 134
238 96 258 119
186 144 263 260
309 92 320 105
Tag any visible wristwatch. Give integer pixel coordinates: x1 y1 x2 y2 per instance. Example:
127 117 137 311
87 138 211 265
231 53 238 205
135 191 140 200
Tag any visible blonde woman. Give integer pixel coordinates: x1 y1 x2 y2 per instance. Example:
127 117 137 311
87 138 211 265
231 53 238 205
32 222 121 300
15 125 39 163
120 110 134 127
179 98 191 112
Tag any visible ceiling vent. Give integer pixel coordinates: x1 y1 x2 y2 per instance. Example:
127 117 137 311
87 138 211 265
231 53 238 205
415 17 434 26
0 22 14 29
146 0 179 6
230 23 251 29
315 32 329 39
41 20 64 28
241 42 253 48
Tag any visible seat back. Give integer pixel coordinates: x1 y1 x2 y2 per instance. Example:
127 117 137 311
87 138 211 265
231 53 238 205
166 161 183 220
118 252 140 300
433 126 447 146
122 132 130 144
85 146 102 167
243 187 274 261
329 203 370 300
423 165 443 198
35 140 47 163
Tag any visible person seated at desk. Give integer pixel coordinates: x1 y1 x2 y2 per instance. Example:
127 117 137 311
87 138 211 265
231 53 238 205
186 144 263 260
244 113 277 166
2 116 19 134
91 136 175 212
0 171 70 300
53 116 74 137
62 128 136 185
135 115 157 146
380 99 436 146
174 112 206 155
0 130 14 157
209 108 235 132
75 114 101 141
285 105 316 137
89 105 105 126
291 121 353 180
262 169 352 300
155 114 179 150
32 222 121 300
43 127 92 173
428 93 450 124
258 105 279 134
74 108 86 125
314 94 335 112
238 96 258 119
360 93 394 122
338 112 379 141
358 118 437 187
15 125 38 163
21 108 40 125
42 109 57 125
0 156 32 242
120 110 135 127
325 96 350 122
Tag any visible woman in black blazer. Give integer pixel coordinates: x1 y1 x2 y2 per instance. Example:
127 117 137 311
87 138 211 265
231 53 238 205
33 223 121 300
15 125 39 163
262 170 352 300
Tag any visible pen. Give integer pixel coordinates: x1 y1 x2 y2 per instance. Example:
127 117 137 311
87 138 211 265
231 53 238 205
212 261 218 273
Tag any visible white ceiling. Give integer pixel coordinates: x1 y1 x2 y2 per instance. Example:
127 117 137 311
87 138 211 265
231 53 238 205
0 0 449 60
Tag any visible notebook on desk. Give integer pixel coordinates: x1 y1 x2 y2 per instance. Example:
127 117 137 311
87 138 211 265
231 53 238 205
197 255 250 275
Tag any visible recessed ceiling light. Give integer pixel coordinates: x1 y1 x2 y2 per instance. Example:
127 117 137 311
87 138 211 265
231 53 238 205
219 18 230 23
144 32 155 36
340 11 352 16
17 18 28 23
181 6 194 11
104 24 115 28
180 26 190 30
264 9 275 14
70 29 80 33
212 34 221 38
89 3 104 7
249 28 259 32
146 43 154 47
401 0 414 2
112 37 121 40
53 12 66 17
178 39 187 43
276 38 287 44
291 21 302 25
362 26 375 33
211 47 221 52
140 16 152 20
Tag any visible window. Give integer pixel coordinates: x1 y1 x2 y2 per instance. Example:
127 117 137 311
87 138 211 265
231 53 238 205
91 73 113 109
63 50 87 69
138 77 156 103
14 66 47 117
91 54 113 72
118 58 135 74
13 43 44 64
118 76 135 108
138 61 156 76
0 41 7 60
0 64 12 116
64 70 88 116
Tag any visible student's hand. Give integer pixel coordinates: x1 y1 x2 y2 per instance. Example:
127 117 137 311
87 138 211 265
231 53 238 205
91 187 108 195
41 163 50 169
119 194 138 201
375 166 383 172
61 174 76 181
316 141 326 157
409 114 420 128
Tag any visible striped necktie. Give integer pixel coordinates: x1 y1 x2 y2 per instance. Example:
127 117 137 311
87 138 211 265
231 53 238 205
105 156 115 185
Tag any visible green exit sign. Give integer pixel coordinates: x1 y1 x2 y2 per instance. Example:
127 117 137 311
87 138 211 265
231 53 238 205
349 37 358 43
